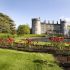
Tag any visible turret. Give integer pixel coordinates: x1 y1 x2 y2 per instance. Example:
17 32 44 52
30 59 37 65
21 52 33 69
57 21 58 24
32 18 41 34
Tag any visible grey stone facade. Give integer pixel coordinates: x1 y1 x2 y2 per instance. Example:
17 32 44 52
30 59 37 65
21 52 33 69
32 18 70 36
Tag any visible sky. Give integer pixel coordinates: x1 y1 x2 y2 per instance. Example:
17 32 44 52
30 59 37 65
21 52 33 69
0 0 70 28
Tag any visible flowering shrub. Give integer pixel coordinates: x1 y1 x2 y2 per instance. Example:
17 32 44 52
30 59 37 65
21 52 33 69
26 38 32 44
6 37 14 44
23 38 32 48
0 37 14 48
49 37 64 42
49 37 65 50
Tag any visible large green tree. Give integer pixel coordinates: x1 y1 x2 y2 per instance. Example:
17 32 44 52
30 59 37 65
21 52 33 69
0 13 16 34
17 24 30 34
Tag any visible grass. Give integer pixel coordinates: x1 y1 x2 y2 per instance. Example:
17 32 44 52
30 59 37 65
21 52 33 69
14 34 70 47
0 48 63 70
14 34 46 40
18 34 46 37
15 39 69 47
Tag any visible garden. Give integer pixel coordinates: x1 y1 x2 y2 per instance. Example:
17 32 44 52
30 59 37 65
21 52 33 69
0 33 70 55
0 34 70 70
0 13 70 70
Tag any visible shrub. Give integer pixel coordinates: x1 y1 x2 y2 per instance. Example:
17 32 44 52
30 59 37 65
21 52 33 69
49 37 64 42
49 37 65 50
0 36 14 48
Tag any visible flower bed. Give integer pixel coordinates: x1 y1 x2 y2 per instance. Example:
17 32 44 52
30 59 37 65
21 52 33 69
0 37 14 48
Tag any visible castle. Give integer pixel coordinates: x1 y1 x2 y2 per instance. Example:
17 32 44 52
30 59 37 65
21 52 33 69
32 18 70 36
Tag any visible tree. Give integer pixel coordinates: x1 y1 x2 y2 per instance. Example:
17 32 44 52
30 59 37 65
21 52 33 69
17 24 30 34
0 13 16 34
30 28 32 34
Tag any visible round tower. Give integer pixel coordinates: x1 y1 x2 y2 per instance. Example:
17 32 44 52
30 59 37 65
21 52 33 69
32 18 41 34
60 19 65 35
60 19 70 36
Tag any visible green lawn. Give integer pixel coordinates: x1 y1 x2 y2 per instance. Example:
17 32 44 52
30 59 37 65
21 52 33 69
14 34 46 40
0 49 63 70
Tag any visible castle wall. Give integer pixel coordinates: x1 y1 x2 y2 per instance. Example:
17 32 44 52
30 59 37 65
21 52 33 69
41 23 61 34
32 18 70 36
41 23 47 34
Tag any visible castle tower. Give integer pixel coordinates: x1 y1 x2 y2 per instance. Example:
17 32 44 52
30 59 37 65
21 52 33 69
32 18 41 34
60 19 65 35
60 19 70 36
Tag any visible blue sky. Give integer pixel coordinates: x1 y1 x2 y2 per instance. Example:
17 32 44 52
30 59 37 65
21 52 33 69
0 0 70 28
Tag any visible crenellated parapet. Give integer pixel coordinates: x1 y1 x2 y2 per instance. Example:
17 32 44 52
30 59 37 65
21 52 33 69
32 18 70 36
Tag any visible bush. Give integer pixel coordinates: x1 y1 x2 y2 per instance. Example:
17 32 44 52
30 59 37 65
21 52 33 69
0 33 14 48
17 25 30 35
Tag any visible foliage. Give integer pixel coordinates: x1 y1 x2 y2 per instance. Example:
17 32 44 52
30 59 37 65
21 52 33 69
0 33 15 47
14 35 70 50
0 33 15 38
0 49 63 70
14 34 46 42
21 34 46 37
17 24 30 34
48 34 64 37
0 37 14 47
49 37 66 50
0 13 16 34
49 37 64 42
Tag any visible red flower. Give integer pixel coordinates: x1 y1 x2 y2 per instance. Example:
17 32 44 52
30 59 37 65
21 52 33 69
6 37 14 44
49 37 64 42
0 38 3 43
